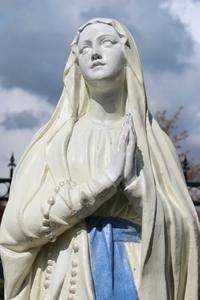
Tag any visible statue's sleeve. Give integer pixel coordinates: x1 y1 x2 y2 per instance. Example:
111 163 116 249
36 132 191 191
0 168 143 252
18 171 117 247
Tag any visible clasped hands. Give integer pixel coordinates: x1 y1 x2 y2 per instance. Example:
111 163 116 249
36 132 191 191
105 113 137 189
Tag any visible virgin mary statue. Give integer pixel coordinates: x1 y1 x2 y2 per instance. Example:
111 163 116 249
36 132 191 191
0 18 199 300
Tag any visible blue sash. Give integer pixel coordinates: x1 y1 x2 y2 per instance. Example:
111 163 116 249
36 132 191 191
86 216 141 300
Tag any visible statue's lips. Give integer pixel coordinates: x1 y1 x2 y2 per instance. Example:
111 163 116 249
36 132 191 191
91 62 105 69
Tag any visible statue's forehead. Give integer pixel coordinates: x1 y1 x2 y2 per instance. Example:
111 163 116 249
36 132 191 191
78 23 119 44
78 19 113 33
70 19 127 52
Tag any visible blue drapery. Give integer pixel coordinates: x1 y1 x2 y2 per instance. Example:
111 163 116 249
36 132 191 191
86 216 141 300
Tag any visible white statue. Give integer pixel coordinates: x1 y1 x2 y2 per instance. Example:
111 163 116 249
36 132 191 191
0 18 199 300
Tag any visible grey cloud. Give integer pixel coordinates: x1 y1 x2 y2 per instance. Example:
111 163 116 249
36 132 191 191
0 111 40 130
0 1 79 103
129 20 193 73
82 0 194 73
0 0 199 171
0 0 195 104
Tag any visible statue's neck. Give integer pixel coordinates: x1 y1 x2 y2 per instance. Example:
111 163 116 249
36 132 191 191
86 79 126 124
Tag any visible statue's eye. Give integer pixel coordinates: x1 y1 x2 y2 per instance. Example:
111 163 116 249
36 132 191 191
102 39 115 47
80 45 90 54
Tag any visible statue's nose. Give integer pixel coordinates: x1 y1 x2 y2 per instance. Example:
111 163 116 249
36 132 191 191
91 53 102 61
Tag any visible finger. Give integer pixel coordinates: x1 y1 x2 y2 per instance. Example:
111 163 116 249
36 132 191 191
119 127 129 150
119 116 129 141
127 128 135 148
130 124 137 142
127 114 134 129
128 115 137 141
118 124 129 151
119 115 129 135
127 127 137 154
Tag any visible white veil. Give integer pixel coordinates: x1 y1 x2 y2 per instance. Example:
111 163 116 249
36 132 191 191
0 18 199 300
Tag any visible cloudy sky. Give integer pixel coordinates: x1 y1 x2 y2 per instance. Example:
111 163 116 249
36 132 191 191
0 0 200 177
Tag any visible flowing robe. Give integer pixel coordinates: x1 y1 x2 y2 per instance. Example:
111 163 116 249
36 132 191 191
0 116 144 300
0 17 199 300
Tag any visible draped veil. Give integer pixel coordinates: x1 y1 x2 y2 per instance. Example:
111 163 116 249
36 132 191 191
0 18 199 300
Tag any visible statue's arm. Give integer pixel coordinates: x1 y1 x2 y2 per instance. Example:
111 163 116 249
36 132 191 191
18 121 130 245
18 171 117 245
0 118 138 250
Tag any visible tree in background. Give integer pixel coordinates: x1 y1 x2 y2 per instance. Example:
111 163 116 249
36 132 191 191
155 106 200 181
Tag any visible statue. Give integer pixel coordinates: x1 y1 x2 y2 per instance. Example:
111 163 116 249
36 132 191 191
0 18 199 300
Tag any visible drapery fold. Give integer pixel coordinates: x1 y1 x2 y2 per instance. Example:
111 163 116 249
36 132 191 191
0 18 199 300
86 216 141 300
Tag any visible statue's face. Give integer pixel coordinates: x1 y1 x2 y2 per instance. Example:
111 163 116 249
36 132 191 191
78 23 126 83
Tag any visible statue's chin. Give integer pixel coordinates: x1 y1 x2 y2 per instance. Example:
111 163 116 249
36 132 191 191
84 68 125 86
